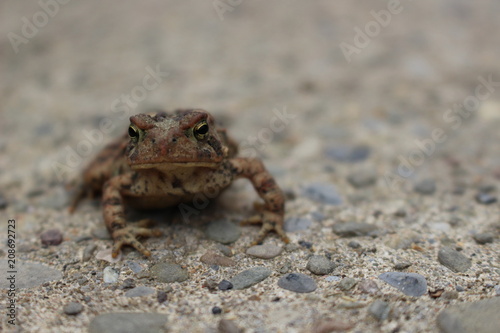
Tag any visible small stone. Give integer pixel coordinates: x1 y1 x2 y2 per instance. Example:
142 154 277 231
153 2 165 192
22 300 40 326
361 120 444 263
229 267 271 290
205 219 241 244
212 306 223 315
325 145 371 163
103 267 119 284
215 244 233 257
338 278 357 291
218 319 242 333
302 183 343 205
278 273 317 293
200 250 236 266
125 286 155 298
413 178 436 195
347 241 361 249
218 280 233 291
157 291 168 303
347 169 377 188
284 243 300 252
394 209 407 217
438 247 472 273
278 261 292 274
475 193 498 205
394 262 412 270
63 302 84 315
40 229 63 246
246 244 283 259
473 233 495 244
368 300 390 321
332 222 378 237
325 276 341 282
127 262 143 274
312 319 354 332
284 217 313 232
358 279 379 294
82 244 97 262
150 263 189 283
306 255 336 275
437 297 500 333
120 278 135 290
378 272 427 297
298 240 313 249
92 226 111 240
88 313 168 333
442 290 459 300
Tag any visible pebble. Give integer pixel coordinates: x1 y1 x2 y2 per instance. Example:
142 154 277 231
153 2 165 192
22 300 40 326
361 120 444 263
438 247 471 273
277 273 317 293
473 233 494 244
347 241 361 249
150 263 189 283
82 244 97 262
0 260 62 288
332 222 378 237
312 319 354 333
103 267 119 284
284 243 300 252
205 219 241 244
306 255 336 275
413 178 436 195
284 217 313 232
325 275 341 282
127 261 143 274
212 306 223 315
437 297 500 333
378 272 427 297
215 244 233 257
200 250 236 266
358 279 379 294
218 280 233 291
302 182 343 205
229 267 271 290
394 262 412 270
475 193 498 205
338 278 357 291
157 291 168 303
125 286 155 297
246 244 283 259
218 319 242 333
347 169 377 188
324 145 371 163
63 302 84 315
119 278 135 290
368 300 391 321
0 193 7 209
88 313 168 333
40 229 63 246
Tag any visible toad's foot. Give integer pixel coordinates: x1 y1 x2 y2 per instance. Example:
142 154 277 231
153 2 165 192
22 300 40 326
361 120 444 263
111 220 162 258
241 212 290 245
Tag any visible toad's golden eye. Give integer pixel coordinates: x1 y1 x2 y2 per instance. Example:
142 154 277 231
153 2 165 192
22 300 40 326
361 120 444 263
193 120 209 140
128 124 140 142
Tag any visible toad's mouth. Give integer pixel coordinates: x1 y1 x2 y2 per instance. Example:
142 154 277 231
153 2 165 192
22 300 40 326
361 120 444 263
130 161 220 170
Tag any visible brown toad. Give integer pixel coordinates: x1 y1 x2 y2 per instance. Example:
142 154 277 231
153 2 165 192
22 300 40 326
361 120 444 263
70 109 289 257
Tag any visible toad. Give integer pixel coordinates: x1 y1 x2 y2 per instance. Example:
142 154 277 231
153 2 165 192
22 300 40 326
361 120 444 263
70 109 289 257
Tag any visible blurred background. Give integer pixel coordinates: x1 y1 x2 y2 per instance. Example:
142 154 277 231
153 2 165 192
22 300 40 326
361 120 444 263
1 0 500 201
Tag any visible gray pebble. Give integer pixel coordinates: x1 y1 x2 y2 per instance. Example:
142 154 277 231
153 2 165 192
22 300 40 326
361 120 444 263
82 244 97 262
284 243 300 252
473 233 494 245
278 273 317 293
103 267 120 284
306 255 336 275
127 261 143 273
246 244 282 259
394 262 412 270
324 145 371 163
378 272 427 297
347 169 377 188
63 302 84 315
438 247 471 273
278 261 292 274
218 319 242 333
205 219 241 244
347 241 361 249
475 193 498 205
437 297 500 333
332 222 378 237
229 266 271 290
150 263 189 283
368 300 391 321
0 260 62 288
338 278 357 291
89 313 168 333
302 183 343 205
125 286 155 297
40 229 63 246
413 179 436 195
215 244 233 257
358 279 379 294
284 217 312 232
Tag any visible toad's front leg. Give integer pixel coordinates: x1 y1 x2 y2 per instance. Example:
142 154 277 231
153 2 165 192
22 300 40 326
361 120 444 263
103 173 162 258
229 158 290 245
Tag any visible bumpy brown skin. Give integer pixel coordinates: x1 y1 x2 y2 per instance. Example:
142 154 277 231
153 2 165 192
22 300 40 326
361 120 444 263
70 109 289 258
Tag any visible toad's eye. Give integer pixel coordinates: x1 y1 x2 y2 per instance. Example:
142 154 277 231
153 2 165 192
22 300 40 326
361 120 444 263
193 120 209 140
128 124 140 142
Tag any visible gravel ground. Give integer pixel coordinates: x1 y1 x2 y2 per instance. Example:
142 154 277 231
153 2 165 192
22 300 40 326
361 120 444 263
1 1 499 332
